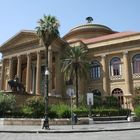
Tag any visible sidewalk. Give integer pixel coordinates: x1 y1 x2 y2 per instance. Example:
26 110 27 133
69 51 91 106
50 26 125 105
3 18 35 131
0 121 140 133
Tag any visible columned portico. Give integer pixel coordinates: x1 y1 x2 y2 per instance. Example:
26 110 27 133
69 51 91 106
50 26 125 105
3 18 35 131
26 53 31 93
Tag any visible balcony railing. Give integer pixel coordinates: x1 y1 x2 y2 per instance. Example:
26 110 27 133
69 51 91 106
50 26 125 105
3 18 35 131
110 75 123 80
133 73 140 79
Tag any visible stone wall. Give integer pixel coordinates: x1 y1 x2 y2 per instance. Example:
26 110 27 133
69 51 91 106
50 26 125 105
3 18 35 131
3 92 70 107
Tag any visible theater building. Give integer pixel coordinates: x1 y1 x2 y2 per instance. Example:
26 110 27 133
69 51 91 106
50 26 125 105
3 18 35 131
0 21 140 108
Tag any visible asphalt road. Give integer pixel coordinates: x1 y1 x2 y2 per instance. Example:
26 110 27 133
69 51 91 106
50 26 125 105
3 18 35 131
0 130 140 140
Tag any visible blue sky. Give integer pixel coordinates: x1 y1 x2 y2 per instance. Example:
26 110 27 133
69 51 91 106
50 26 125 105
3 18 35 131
0 0 140 45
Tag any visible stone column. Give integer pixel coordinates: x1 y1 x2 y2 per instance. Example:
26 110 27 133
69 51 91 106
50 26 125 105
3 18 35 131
48 46 52 94
9 57 13 80
55 52 61 94
26 53 31 93
123 51 132 108
32 66 36 94
0 59 5 90
123 51 131 95
36 51 41 95
101 54 108 95
17 55 21 82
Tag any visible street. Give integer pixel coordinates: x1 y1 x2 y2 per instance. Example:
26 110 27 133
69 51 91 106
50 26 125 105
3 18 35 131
0 130 140 140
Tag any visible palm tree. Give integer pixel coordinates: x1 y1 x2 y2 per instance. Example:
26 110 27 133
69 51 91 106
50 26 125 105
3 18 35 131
36 15 60 129
61 46 90 107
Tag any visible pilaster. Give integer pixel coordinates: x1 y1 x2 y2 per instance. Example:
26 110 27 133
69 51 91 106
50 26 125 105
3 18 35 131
101 54 108 95
123 50 131 95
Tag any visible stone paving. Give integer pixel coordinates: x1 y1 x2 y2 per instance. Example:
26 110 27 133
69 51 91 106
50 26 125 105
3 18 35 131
0 121 140 133
0 122 140 140
0 129 140 140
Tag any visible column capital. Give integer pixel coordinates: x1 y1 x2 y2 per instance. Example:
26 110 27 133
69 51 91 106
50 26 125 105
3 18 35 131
17 55 21 58
123 50 128 55
101 54 106 58
48 46 52 52
27 52 31 56
9 56 13 60
37 50 41 54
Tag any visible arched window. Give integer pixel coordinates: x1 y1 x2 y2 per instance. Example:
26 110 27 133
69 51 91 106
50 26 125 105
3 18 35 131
90 60 101 79
112 88 123 105
110 57 121 76
132 54 140 74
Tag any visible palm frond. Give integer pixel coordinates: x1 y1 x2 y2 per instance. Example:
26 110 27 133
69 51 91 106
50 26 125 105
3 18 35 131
35 14 60 47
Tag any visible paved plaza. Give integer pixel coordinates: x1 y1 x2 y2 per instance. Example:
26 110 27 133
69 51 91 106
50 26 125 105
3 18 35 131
0 121 140 133
0 122 140 140
0 130 140 140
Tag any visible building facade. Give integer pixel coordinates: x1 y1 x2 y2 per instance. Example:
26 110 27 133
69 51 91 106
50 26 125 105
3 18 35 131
0 22 140 109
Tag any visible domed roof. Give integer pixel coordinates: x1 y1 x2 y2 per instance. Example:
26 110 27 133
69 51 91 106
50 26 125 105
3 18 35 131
70 23 112 32
63 23 116 42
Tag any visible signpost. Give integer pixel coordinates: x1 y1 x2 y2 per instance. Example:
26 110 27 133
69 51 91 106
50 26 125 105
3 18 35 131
67 87 75 129
87 93 94 124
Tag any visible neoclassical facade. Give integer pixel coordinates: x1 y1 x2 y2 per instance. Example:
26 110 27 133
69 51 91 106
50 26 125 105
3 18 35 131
0 22 140 109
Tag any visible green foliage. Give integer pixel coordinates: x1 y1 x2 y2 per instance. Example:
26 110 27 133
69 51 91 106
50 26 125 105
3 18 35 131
134 105 140 118
73 106 88 117
93 96 102 108
79 95 120 109
0 92 130 118
21 106 33 117
92 108 130 117
0 92 16 117
21 96 45 118
49 104 71 118
132 86 140 108
61 45 90 107
132 95 140 108
103 96 120 108
36 14 60 46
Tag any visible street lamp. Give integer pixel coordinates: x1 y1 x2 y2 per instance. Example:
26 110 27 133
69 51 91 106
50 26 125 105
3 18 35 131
42 47 50 129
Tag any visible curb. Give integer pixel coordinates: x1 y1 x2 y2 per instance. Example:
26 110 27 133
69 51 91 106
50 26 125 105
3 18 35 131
0 127 140 133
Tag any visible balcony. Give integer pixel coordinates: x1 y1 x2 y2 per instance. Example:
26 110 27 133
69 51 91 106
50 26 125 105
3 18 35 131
110 75 123 81
133 73 140 79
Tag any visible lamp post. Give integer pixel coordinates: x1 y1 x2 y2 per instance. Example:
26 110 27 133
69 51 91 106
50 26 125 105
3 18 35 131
42 47 50 129
66 85 75 129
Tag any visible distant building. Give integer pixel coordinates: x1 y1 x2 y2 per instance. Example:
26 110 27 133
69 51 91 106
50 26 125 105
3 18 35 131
0 21 140 109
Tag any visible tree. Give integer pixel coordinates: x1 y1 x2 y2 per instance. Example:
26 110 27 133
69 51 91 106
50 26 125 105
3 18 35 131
36 15 60 47
61 46 90 107
36 14 60 128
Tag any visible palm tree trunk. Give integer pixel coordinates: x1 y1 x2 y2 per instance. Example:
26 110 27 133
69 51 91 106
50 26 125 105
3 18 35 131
75 65 78 108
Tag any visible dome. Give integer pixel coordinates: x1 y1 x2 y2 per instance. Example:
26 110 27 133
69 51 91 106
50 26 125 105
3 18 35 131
70 24 112 32
63 23 116 42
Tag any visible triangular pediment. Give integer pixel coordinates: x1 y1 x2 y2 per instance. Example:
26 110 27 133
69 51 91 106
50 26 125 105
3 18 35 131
0 30 38 51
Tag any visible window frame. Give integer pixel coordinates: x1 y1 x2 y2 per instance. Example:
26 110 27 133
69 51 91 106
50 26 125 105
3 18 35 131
90 60 101 80
110 57 121 76
132 54 140 74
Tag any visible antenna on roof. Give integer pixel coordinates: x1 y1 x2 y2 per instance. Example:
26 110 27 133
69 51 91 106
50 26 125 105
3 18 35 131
86 17 93 23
